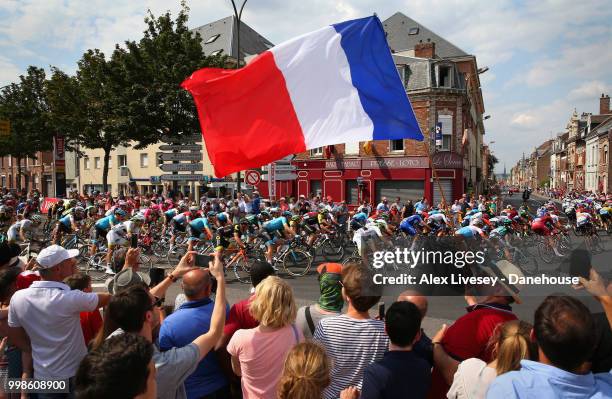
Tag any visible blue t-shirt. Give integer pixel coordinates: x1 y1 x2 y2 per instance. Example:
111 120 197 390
486 360 612 399
158 298 230 398
95 215 117 230
189 217 209 232
361 351 431 399
264 216 287 232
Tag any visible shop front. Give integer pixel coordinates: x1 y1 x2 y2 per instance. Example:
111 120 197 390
293 153 463 207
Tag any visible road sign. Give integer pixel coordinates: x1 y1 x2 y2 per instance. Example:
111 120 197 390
159 153 202 161
245 170 261 185
263 173 297 181
150 176 161 184
160 174 208 181
0 120 9 137
160 163 203 172
159 144 202 151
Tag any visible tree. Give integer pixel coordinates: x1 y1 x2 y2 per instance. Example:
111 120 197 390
488 153 499 179
0 66 53 191
47 50 131 192
120 1 227 147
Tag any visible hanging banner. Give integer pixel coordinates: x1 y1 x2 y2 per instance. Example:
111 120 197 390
53 135 66 198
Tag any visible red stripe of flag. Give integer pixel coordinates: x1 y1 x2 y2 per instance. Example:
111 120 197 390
181 52 306 177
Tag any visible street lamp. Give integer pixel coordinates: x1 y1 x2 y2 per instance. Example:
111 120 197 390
483 115 491 120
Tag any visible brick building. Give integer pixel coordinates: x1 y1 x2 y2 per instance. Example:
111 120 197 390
271 12 486 205
0 152 55 195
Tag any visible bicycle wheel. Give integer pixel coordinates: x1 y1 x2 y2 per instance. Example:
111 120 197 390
322 239 345 261
167 244 187 266
77 245 90 265
513 248 538 275
138 254 153 274
537 241 554 264
233 257 252 284
282 249 312 277
152 240 169 259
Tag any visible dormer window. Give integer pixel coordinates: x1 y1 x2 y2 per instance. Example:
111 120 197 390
205 34 220 44
409 27 419 35
439 65 452 87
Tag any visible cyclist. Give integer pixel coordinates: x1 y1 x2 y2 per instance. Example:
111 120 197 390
317 208 335 234
350 209 368 231
233 218 251 250
261 213 294 266
187 215 213 252
489 219 514 261
104 214 144 274
90 208 125 256
213 213 235 257
531 211 563 257
301 210 321 246
53 206 86 244
7 214 42 244
169 204 191 246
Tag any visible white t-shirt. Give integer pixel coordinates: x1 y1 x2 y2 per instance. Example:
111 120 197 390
447 358 497 399
8 281 99 379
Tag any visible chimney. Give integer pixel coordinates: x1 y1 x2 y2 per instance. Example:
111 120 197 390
414 42 435 58
600 93 611 115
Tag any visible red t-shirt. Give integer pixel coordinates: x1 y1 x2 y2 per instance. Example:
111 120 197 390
223 295 258 337
80 310 103 346
428 304 517 399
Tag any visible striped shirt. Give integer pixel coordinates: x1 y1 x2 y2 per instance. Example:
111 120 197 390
313 314 388 399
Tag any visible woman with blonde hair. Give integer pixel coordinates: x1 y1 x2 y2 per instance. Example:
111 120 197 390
278 342 330 399
433 319 536 399
227 275 303 399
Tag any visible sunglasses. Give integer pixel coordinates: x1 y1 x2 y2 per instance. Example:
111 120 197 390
152 296 164 308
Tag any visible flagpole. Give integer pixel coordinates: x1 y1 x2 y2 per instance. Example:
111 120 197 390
231 0 247 196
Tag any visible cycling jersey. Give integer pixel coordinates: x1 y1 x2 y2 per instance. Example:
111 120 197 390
189 217 209 232
352 212 368 223
95 215 118 231
7 219 33 242
456 225 483 238
490 226 509 238
59 215 74 228
400 215 422 236
427 213 448 224
263 217 288 233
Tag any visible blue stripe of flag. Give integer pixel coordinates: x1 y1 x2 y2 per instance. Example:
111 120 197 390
333 16 423 141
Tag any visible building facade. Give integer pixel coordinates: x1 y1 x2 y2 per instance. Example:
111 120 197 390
268 12 486 206
0 152 55 195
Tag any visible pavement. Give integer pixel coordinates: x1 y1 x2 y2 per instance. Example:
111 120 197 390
93 193 612 337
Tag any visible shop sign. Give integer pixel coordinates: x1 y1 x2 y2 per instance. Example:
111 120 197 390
432 151 463 169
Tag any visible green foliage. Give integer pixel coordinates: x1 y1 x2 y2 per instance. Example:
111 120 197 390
119 1 227 147
0 66 53 160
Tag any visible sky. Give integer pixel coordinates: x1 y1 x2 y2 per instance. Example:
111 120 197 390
0 0 611 173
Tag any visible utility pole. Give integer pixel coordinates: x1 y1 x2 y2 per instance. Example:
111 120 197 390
231 0 247 196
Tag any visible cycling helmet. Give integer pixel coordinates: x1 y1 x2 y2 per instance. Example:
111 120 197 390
282 211 292 218
260 211 271 219
31 215 43 223
519 209 528 217
246 215 258 224
179 204 188 211
379 212 389 221
239 218 249 225
69 199 78 206
114 209 127 217
269 207 280 214
217 213 228 223
291 215 301 222
72 206 85 214
502 219 513 227
206 211 217 218
189 206 199 212
131 214 145 223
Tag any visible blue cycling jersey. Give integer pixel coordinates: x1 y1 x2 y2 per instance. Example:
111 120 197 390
457 226 476 238
95 215 117 231
264 217 287 232
406 215 423 225
164 209 178 218
189 217 209 232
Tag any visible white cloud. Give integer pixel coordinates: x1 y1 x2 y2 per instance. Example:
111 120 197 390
568 80 611 101
511 113 538 128
0 56 21 86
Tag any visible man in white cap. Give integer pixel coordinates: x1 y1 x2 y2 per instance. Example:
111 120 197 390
7 245 111 397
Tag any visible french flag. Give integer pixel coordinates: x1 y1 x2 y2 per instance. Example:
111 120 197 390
182 16 423 177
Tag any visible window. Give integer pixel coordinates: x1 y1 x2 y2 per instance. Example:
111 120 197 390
118 155 127 167
390 139 404 152
438 65 452 87
396 66 405 86
156 152 163 166
209 49 222 56
409 27 419 35
108 156 112 169
345 142 360 155
84 157 90 169
205 34 220 44
310 147 323 157
94 157 101 169
438 115 453 151
140 153 149 168
605 146 608 164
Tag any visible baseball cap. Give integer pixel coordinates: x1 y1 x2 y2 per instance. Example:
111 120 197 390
36 245 80 269
106 268 151 295
316 263 343 275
